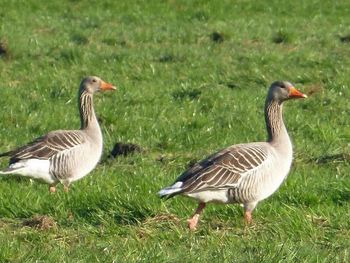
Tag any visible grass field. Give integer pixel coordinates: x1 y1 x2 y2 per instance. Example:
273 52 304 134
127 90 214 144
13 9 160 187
0 0 350 262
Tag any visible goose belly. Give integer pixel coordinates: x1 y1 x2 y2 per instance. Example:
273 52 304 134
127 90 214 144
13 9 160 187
70 144 102 182
255 160 292 201
186 189 231 204
230 159 292 203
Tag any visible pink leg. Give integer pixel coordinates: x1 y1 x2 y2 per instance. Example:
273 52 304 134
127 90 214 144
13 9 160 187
63 185 69 192
244 210 252 224
187 202 206 231
243 202 256 225
49 186 56 193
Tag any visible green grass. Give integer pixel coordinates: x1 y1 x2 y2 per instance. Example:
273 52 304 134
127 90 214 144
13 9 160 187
0 0 350 261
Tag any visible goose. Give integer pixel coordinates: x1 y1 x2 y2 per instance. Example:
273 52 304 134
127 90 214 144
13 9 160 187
0 76 115 192
158 81 307 230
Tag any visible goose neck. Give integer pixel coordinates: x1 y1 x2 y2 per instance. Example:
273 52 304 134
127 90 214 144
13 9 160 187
78 90 98 130
264 99 288 144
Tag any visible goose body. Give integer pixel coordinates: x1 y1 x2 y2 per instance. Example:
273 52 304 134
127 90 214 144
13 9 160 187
169 141 292 204
0 76 116 192
159 81 307 230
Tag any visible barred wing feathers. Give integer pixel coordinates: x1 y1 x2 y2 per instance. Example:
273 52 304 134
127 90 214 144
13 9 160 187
159 143 270 198
1 130 86 164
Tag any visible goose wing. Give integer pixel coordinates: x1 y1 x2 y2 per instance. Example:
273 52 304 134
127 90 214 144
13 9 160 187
175 143 271 194
0 130 86 164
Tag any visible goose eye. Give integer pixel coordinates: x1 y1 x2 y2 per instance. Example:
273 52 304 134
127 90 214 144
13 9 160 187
92 79 97 83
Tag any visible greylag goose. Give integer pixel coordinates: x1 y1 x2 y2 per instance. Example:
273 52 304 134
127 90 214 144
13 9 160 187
0 76 115 192
158 81 307 230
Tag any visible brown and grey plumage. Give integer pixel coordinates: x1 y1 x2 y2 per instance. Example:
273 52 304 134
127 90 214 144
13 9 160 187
0 76 116 192
158 81 307 230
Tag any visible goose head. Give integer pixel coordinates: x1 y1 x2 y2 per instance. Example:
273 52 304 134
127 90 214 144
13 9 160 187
267 81 307 103
80 76 116 94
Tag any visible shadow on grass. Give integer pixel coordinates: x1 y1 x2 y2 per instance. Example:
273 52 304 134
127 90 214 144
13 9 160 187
310 153 350 164
112 202 154 225
70 197 154 226
331 188 350 206
0 39 8 58
339 34 350 43
172 87 202 101
0 174 32 183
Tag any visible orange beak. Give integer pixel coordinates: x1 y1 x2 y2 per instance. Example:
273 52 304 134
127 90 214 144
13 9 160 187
289 86 307 98
100 80 116 91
